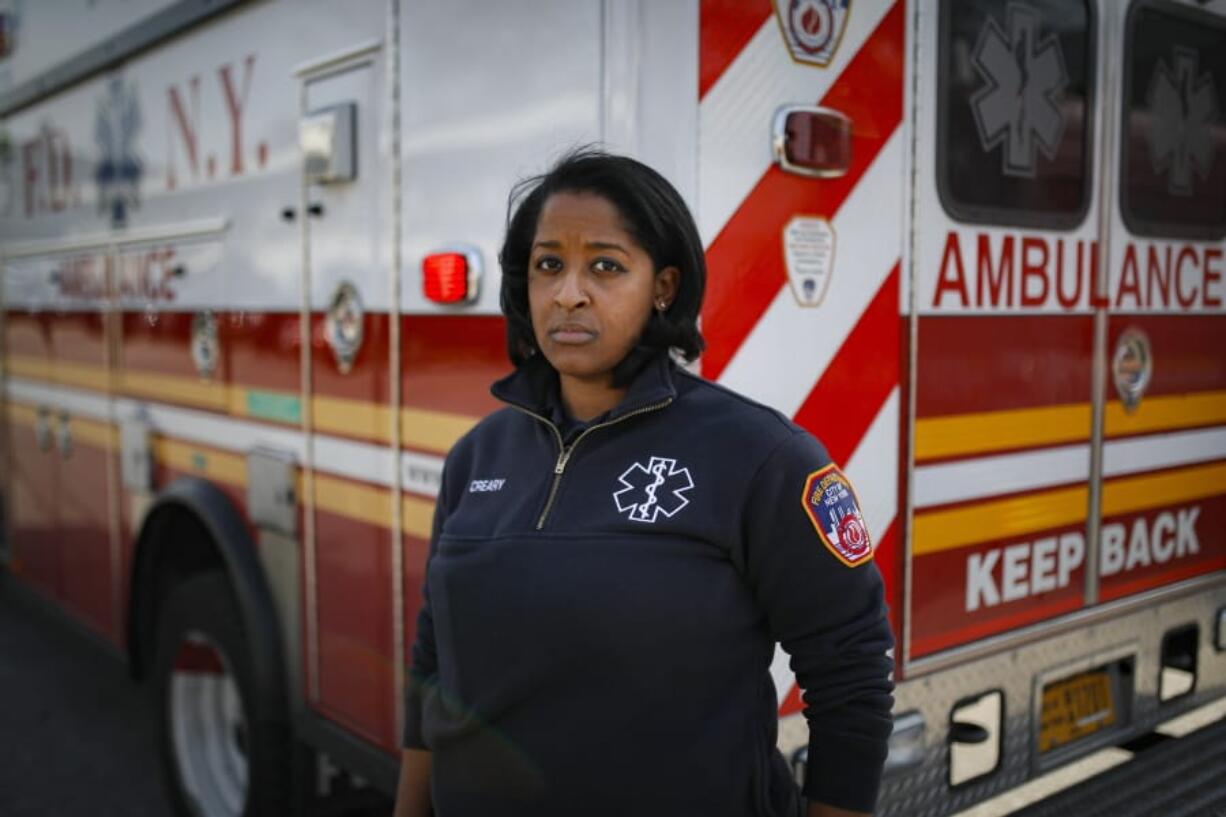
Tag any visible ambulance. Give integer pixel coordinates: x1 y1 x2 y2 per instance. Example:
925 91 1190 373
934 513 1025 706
1 0 1224 814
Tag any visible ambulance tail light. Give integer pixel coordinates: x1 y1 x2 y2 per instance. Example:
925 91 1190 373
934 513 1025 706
422 246 481 305
772 105 852 178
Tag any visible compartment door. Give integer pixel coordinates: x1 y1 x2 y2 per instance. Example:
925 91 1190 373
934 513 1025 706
907 0 1100 661
52 252 119 642
3 258 62 600
299 53 400 751
1097 1 1226 604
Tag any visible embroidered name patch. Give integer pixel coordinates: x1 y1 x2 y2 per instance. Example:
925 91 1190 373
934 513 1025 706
468 478 506 493
801 464 873 567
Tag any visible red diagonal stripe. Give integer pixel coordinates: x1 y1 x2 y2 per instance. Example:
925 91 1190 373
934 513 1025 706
701 1 904 381
700 0 773 99
793 265 900 466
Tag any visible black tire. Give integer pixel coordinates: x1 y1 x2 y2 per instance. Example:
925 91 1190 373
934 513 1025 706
152 572 293 817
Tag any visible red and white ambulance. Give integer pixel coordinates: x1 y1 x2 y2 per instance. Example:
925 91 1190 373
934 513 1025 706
2 0 1224 814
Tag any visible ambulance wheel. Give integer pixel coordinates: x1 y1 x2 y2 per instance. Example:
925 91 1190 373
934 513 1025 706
152 572 293 817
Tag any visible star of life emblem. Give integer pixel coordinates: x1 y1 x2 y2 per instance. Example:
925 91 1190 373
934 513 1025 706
773 0 850 68
613 456 694 524
970 2 1069 178
1146 46 1218 197
95 75 144 227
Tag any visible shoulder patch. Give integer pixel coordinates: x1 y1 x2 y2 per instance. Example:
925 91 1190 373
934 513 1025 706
801 464 873 567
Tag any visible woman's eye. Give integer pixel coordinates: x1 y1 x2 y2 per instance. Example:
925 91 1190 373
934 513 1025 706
534 256 563 273
592 258 625 274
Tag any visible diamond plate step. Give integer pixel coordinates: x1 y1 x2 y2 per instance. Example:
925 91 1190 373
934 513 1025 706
1012 716 1226 817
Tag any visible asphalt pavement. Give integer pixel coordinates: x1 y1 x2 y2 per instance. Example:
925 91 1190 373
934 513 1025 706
0 572 397 817
0 572 174 817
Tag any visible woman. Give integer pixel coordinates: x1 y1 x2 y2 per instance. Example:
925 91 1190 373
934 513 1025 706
393 151 894 817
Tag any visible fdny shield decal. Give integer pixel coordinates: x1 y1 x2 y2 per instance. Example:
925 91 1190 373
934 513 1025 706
773 0 851 68
801 464 872 566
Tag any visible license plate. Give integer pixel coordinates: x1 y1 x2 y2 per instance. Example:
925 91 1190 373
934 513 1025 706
1038 669 1117 753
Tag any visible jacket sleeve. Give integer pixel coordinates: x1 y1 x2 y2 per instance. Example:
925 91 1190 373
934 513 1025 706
739 430 895 813
403 466 451 750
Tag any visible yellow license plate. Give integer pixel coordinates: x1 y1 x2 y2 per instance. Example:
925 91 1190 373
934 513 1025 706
1038 670 1117 753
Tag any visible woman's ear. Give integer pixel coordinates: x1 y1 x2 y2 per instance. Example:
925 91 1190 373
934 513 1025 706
654 266 680 309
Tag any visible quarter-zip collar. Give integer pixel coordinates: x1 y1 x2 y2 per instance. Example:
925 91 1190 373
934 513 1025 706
490 350 678 423
491 352 678 530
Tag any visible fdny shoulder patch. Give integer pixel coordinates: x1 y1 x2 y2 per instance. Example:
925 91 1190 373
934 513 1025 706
801 464 873 567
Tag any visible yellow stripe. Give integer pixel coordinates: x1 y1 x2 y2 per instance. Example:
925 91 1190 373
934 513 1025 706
916 390 1226 461
3 399 439 533
3 403 119 448
7 352 479 454
915 460 1226 556
314 394 388 442
915 403 1090 461
1102 461 1226 517
310 475 437 539
7 403 40 426
5 355 52 382
71 417 121 449
154 439 248 487
401 495 436 539
119 369 240 414
313 474 392 528
401 407 477 454
913 485 1088 555
7 353 237 412
7 355 111 393
310 397 478 454
1105 391 1226 438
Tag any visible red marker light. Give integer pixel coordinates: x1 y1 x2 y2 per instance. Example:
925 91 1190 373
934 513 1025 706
772 106 852 178
422 252 469 303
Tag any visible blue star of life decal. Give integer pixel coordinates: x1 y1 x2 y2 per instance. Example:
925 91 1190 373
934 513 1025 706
95 76 144 227
970 2 1068 178
613 456 694 524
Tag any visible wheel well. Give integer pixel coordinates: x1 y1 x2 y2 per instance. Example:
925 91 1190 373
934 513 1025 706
128 503 225 679
126 477 288 713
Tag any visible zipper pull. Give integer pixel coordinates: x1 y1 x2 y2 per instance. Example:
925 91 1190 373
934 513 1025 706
554 447 571 474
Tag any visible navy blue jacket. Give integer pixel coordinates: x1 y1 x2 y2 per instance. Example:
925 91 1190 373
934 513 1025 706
405 353 894 816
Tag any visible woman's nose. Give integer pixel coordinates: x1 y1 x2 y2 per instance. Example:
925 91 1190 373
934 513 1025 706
554 269 589 309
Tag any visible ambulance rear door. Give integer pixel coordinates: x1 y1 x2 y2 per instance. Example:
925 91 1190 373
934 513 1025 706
1096 0 1226 607
908 0 1102 666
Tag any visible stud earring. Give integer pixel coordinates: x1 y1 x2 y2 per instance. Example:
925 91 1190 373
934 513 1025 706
656 300 668 312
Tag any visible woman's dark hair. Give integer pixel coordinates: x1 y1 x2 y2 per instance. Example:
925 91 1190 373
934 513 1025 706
499 148 706 382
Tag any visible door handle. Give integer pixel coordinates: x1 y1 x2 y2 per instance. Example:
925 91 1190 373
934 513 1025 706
279 202 326 221
35 407 53 452
57 412 73 460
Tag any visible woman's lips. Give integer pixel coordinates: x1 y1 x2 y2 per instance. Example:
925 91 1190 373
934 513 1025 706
548 324 597 344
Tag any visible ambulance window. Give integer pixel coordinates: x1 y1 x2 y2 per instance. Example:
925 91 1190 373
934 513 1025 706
937 0 1095 228
1120 2 1226 240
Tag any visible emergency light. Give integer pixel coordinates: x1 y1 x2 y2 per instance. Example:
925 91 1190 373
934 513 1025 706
422 246 482 305
771 105 852 179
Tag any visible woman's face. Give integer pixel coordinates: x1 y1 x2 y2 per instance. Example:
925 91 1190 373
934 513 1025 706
528 191 677 384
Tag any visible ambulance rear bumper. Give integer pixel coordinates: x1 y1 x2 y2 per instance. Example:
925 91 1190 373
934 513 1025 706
1013 713 1226 817
868 578 1226 816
